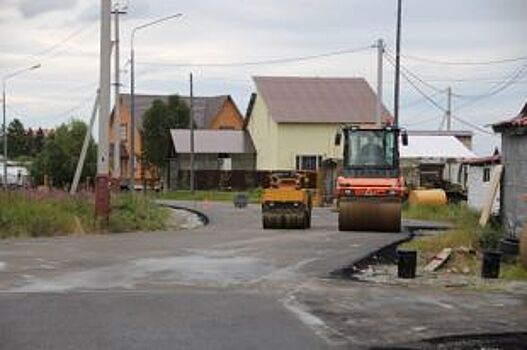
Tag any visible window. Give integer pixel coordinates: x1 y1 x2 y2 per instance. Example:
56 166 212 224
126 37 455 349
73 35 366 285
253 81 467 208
483 167 491 183
295 155 322 171
345 130 395 168
119 124 127 141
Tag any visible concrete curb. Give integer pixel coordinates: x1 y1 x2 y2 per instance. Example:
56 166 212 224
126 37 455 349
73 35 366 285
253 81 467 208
159 203 210 226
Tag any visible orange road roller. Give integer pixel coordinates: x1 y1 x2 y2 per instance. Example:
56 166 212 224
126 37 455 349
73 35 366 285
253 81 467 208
262 172 312 229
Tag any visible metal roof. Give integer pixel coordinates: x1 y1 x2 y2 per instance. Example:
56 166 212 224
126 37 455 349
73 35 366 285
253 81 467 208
170 129 256 154
492 102 527 130
407 130 473 137
120 94 229 129
400 135 476 159
251 76 392 124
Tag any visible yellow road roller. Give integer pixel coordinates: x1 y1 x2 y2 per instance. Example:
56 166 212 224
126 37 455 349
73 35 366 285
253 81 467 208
335 126 407 232
262 172 312 229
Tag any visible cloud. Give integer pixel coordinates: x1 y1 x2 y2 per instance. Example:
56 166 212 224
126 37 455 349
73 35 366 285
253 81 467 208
18 0 77 18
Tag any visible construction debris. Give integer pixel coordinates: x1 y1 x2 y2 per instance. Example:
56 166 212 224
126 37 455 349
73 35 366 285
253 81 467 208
424 248 452 272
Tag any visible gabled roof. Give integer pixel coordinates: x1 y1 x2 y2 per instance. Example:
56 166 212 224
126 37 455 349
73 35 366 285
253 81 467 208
400 135 476 159
119 93 230 129
170 129 255 154
248 76 391 124
492 102 527 131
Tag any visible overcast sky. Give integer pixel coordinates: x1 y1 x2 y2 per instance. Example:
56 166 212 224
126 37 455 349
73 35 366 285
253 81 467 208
1 0 526 155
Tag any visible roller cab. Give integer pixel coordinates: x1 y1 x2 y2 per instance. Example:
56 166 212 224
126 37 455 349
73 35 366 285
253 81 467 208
335 126 406 232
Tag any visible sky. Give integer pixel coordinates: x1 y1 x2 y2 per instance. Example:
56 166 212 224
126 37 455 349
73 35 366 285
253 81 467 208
0 0 526 155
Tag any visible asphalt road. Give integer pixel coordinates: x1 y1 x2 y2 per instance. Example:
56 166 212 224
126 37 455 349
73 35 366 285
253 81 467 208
0 201 407 350
2 201 525 349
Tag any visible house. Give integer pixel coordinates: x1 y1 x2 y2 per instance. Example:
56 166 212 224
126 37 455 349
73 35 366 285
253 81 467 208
245 76 391 171
399 134 476 189
463 154 501 214
492 102 527 233
168 129 256 189
109 93 245 187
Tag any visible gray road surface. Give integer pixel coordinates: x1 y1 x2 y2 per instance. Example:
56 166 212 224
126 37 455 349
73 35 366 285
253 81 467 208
1 201 525 349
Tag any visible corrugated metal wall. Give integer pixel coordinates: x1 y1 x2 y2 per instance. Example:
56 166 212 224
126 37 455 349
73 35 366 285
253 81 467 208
502 132 527 233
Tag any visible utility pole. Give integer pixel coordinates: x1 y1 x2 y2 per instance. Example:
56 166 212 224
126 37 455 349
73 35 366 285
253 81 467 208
376 38 384 126
112 4 126 183
95 0 112 218
446 86 452 131
393 0 402 128
71 91 99 195
189 73 195 194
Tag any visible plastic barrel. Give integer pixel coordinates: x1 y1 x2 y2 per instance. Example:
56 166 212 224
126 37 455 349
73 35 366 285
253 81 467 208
397 249 417 279
408 189 447 207
481 251 501 279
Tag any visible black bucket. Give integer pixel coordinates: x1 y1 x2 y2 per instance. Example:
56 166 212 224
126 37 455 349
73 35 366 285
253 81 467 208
481 251 501 279
397 249 417 279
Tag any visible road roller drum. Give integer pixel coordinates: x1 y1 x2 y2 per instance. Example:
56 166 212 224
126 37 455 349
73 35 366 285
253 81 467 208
338 197 402 232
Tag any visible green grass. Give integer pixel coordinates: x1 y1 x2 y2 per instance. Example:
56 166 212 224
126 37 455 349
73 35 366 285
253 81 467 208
401 202 527 281
156 189 263 204
0 191 170 238
501 262 527 280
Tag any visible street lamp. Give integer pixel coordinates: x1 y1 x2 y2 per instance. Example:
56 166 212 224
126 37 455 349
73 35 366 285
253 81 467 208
129 13 183 191
2 63 41 189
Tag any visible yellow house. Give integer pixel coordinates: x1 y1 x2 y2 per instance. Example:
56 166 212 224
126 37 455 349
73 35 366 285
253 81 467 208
245 76 392 171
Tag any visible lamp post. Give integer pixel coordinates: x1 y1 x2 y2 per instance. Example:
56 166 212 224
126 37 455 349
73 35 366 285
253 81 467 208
2 63 41 189
129 13 183 191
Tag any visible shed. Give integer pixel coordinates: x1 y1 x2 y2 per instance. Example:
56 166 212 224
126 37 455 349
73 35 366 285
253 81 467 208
463 155 501 214
492 102 527 234
169 129 255 170
400 135 476 188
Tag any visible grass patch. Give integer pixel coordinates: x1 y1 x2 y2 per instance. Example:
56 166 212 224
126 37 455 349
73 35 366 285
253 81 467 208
401 202 527 281
157 189 263 204
0 191 169 238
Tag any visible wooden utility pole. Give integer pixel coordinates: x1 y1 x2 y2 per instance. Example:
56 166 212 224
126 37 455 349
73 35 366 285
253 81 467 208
376 38 384 126
95 0 112 218
446 86 452 131
112 5 126 182
393 0 402 127
189 73 195 194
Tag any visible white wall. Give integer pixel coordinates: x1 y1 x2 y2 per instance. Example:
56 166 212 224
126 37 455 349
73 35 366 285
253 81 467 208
467 165 500 214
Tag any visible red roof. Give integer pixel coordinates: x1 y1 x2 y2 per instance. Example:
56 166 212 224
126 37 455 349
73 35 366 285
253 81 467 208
463 154 501 166
492 102 527 130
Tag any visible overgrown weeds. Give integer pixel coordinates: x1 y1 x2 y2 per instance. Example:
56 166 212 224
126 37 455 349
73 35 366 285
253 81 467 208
402 203 526 281
0 191 169 238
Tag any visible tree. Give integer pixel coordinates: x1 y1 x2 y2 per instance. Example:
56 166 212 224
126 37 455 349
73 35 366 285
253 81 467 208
31 120 97 188
141 95 190 182
33 128 45 155
7 118 27 158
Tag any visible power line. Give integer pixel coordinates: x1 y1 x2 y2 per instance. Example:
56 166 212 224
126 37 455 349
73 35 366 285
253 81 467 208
401 53 527 66
138 45 374 68
385 50 445 94
32 23 96 59
385 53 446 112
451 115 497 136
455 64 527 110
